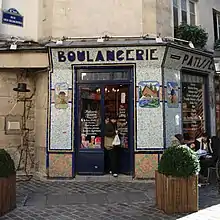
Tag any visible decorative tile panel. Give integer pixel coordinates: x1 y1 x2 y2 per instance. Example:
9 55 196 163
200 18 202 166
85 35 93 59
49 154 72 177
135 154 158 179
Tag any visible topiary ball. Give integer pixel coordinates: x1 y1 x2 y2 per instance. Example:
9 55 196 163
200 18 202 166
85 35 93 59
158 145 200 178
0 149 16 178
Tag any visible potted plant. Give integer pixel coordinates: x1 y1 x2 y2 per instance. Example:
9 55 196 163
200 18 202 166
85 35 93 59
175 24 208 49
0 149 16 217
155 145 200 214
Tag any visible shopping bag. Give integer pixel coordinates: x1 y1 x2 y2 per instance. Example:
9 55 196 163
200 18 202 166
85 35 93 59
112 134 121 146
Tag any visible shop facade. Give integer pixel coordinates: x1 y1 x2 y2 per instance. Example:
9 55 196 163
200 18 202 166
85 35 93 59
47 41 215 179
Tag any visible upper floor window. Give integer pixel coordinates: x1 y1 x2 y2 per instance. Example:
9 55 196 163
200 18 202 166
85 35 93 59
173 0 197 35
218 15 220 39
213 9 220 41
189 1 196 25
181 0 187 24
173 0 179 28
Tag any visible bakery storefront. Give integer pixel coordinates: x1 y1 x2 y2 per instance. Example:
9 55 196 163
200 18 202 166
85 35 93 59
46 41 215 179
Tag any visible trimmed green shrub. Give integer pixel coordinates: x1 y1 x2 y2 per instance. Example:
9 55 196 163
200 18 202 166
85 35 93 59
175 24 208 49
158 145 200 178
0 149 15 178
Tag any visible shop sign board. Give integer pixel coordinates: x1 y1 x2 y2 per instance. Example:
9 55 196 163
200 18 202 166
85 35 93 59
2 8 24 27
164 47 215 72
57 48 159 63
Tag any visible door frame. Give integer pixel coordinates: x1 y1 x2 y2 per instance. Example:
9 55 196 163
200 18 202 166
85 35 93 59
73 64 135 177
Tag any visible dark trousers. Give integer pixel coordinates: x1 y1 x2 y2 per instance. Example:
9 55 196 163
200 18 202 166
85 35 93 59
105 147 119 174
200 157 214 177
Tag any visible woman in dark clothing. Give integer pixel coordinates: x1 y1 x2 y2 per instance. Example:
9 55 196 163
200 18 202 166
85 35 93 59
104 116 119 177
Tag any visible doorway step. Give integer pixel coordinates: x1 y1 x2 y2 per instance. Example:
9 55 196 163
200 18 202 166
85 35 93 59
74 174 133 182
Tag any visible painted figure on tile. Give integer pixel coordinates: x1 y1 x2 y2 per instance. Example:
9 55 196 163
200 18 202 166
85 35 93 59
138 81 160 108
55 83 69 109
167 82 179 108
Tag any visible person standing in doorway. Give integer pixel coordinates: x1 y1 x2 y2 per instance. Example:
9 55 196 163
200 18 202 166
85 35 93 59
104 116 119 177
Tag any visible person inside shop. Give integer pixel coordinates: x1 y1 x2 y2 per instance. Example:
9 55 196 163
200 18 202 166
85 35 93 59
104 116 120 177
193 133 216 181
171 134 185 147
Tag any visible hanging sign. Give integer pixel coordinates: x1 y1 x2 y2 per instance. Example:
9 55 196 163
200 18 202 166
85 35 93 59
2 8 24 27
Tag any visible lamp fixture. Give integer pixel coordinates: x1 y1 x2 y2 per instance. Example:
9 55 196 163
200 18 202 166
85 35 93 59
156 37 163 43
164 36 195 49
188 41 195 49
97 37 104 43
10 43 17 50
56 40 63 45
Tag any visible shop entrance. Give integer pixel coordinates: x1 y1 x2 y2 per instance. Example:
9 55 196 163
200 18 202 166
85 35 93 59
75 66 134 175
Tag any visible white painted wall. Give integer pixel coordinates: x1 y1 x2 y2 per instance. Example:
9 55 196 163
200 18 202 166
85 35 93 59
0 0 39 41
196 0 220 49
0 0 219 50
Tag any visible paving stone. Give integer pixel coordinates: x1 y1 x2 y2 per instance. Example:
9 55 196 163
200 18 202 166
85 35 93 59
65 193 87 204
86 193 107 204
108 192 129 203
47 195 66 205
25 194 47 206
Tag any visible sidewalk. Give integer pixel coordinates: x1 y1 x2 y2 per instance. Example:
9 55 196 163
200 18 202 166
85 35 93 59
1 177 220 220
178 204 220 220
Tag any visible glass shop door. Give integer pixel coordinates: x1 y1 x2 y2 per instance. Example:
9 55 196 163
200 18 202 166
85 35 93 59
76 85 105 174
75 67 134 175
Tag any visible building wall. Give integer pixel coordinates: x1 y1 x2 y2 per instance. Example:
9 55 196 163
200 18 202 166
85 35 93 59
35 71 48 177
197 0 220 49
0 0 39 41
0 51 49 177
0 69 36 174
156 0 173 37
1 0 220 51
38 0 173 40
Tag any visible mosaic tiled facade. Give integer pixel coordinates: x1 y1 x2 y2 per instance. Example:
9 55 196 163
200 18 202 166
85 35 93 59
49 46 166 153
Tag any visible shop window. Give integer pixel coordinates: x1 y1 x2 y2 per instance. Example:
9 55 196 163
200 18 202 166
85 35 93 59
213 10 220 42
215 76 220 133
189 1 196 25
173 0 179 29
182 74 206 143
181 0 187 24
80 85 101 149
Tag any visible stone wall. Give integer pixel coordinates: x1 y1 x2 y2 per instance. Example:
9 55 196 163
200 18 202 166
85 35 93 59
0 69 36 175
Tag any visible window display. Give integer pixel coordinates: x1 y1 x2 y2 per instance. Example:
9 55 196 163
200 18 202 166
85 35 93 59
182 75 206 143
104 85 129 148
80 86 101 149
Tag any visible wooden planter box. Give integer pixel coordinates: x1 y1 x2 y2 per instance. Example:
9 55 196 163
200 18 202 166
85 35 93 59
0 174 16 217
155 171 198 214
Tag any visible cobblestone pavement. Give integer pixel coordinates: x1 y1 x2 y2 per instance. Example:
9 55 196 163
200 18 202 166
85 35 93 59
1 177 220 220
